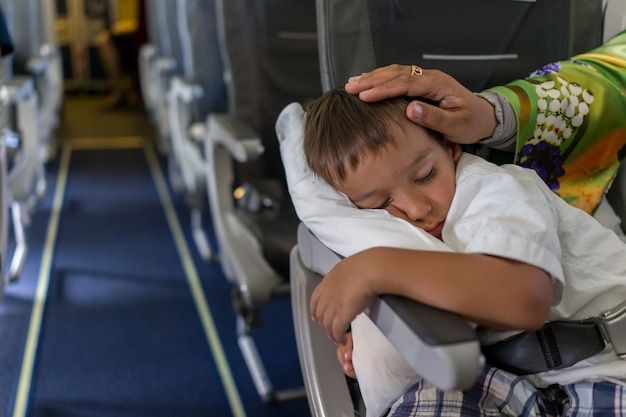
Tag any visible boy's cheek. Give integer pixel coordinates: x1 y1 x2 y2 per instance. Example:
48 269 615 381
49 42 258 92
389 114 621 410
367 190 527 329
385 206 408 222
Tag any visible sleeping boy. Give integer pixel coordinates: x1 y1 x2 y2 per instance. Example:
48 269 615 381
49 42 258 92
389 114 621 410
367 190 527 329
287 86 626 416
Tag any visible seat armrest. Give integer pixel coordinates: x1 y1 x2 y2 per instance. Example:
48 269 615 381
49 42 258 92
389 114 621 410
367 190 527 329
296 223 484 391
206 114 264 162
25 44 59 75
291 246 360 417
26 55 48 76
155 56 177 75
140 44 158 61
170 76 203 103
0 77 35 104
370 295 483 390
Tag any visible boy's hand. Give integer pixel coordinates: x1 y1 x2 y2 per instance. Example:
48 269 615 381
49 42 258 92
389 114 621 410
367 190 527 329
337 333 356 379
345 64 497 143
310 251 377 345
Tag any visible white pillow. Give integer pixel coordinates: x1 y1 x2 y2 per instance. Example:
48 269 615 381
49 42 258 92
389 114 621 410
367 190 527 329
276 102 451 417
276 102 449 256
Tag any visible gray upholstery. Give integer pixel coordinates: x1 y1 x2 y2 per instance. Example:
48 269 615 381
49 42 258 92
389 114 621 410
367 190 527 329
0 135 6 301
219 0 321 181
203 0 321 402
0 0 56 284
142 0 181 144
183 0 227 119
317 0 603 92
6 0 61 160
0 0 8 297
10 0 41 75
163 0 227 261
212 0 321 273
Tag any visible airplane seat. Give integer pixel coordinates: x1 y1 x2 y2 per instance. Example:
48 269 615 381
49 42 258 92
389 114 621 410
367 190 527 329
0 0 46 283
140 0 180 126
11 0 62 163
202 0 321 403
138 0 161 123
138 0 182 152
0 127 7 302
0 3 10 300
278 0 623 416
164 0 227 261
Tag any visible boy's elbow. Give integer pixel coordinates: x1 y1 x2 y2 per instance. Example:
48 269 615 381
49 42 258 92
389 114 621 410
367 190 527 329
521 270 553 330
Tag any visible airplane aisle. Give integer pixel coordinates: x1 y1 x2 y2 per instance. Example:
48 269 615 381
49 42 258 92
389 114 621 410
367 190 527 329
0 95 309 417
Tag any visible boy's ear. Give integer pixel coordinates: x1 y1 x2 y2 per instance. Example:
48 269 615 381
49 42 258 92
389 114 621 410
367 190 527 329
445 140 463 163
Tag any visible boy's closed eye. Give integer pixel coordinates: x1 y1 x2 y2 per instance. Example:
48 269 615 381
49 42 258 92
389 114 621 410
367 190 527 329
415 167 437 184
357 166 438 210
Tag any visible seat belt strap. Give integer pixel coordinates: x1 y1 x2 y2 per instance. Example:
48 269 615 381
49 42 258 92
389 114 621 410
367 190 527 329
482 321 605 375
482 300 626 375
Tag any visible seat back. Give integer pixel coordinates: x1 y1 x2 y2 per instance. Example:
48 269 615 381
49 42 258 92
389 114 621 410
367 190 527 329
218 0 321 182
162 0 227 263
10 0 40 75
162 0 184 72
8 0 61 158
318 0 603 92
143 0 184 144
0 129 6 300
176 0 227 119
199 0 321 402
0 1 10 298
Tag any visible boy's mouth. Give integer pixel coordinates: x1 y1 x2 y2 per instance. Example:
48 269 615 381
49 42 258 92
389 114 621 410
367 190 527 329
425 222 444 239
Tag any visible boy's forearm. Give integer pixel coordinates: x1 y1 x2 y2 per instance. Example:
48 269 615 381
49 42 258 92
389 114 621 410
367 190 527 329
359 247 552 331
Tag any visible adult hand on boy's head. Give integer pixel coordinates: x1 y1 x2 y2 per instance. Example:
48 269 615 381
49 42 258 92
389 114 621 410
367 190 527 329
345 64 498 144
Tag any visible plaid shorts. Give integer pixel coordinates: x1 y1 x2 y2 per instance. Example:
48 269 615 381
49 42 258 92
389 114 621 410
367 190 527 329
387 365 626 417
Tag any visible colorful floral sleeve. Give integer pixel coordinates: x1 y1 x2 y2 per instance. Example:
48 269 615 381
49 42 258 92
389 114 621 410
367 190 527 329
487 30 626 215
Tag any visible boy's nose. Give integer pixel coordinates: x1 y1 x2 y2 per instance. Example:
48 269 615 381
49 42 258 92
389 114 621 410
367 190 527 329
392 191 431 222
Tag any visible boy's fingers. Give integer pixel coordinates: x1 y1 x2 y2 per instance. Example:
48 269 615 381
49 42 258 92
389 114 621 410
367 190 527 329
328 319 347 345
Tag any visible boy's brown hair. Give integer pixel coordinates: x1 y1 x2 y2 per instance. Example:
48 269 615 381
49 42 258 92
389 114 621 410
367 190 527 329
304 87 414 187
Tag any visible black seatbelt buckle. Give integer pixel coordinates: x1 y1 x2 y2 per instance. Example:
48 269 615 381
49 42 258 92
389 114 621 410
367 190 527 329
590 300 626 360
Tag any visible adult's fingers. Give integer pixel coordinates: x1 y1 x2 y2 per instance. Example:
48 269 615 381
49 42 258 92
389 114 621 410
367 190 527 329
345 65 455 103
345 64 415 99
406 100 467 142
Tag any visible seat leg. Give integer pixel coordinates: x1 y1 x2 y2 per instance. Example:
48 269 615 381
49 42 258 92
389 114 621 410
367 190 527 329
7 202 27 282
191 208 216 262
236 315 307 404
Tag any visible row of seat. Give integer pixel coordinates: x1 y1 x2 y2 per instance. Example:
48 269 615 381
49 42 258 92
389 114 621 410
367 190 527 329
0 0 63 302
138 0 320 403
137 0 626 415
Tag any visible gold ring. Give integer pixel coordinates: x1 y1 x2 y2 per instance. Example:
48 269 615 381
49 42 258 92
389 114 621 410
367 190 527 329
410 65 423 76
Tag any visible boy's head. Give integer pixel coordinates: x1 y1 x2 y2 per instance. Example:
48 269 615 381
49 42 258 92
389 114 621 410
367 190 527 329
304 87 414 187
304 87 462 239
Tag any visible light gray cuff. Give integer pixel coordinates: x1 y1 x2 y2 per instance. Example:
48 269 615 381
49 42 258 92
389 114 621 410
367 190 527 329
475 91 517 152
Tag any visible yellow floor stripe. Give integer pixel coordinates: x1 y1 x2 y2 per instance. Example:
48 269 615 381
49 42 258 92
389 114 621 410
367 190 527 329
70 136 147 150
143 144 247 417
12 142 72 417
